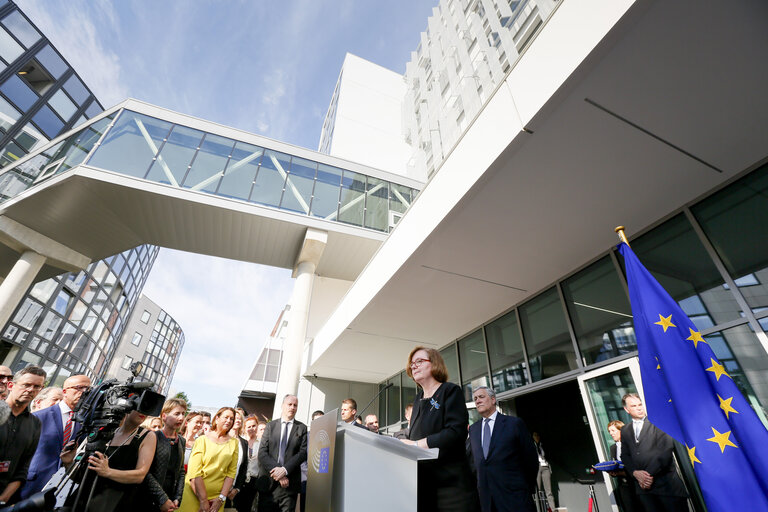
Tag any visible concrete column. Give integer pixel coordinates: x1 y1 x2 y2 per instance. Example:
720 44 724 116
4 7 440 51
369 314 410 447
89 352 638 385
0 250 46 329
272 229 327 419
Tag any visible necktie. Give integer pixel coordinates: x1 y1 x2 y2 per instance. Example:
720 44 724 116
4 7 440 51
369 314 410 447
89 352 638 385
482 418 491 458
62 411 73 447
634 421 642 440
278 421 289 465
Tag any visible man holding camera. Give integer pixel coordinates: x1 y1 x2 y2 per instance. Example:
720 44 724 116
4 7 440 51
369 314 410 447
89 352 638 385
0 365 46 506
20 373 91 499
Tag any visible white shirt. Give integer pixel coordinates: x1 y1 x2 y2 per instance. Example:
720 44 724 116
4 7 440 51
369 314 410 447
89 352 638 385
59 401 73 430
633 418 645 439
615 441 622 460
480 410 498 448
279 419 294 452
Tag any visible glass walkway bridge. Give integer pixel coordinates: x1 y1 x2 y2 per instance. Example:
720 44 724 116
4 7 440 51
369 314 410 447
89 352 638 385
0 100 423 281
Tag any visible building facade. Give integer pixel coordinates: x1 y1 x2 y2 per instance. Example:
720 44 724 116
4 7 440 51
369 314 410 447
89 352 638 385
402 0 558 178
107 294 185 394
0 1 162 386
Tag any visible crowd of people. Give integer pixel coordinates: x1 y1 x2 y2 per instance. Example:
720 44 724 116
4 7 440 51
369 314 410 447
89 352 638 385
0 350 685 512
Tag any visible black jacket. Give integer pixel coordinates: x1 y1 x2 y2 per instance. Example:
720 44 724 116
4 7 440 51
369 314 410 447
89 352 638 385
257 419 307 494
142 431 186 508
620 418 687 497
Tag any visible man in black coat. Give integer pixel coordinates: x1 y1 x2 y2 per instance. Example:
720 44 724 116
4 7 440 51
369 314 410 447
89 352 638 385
258 394 308 512
619 393 687 512
469 386 539 512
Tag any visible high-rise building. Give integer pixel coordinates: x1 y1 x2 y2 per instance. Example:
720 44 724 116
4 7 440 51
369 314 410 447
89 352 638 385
107 294 185 394
402 0 558 177
0 1 160 386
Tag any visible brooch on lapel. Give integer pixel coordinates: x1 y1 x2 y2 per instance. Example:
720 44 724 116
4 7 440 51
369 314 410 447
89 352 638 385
430 398 440 410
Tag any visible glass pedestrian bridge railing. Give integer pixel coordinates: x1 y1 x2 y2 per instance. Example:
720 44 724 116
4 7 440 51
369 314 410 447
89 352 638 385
0 106 420 233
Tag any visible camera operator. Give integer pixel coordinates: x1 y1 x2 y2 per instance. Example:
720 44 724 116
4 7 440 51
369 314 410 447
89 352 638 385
0 366 46 506
64 409 157 511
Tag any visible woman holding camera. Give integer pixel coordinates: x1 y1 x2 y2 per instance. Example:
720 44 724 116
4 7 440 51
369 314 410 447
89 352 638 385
66 409 158 511
179 407 239 512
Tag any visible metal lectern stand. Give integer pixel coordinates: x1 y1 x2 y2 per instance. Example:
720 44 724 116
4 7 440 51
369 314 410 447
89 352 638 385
307 416 438 512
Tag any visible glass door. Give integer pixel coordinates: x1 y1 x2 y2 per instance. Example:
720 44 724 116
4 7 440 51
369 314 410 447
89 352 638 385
577 358 642 512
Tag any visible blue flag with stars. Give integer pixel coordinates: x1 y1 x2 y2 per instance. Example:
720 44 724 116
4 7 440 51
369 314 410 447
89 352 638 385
618 243 768 511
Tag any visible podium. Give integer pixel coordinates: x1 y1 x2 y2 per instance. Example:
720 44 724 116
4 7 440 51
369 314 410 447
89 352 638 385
307 413 438 512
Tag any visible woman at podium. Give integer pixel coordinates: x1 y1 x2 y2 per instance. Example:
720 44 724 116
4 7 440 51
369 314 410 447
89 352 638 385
402 347 478 512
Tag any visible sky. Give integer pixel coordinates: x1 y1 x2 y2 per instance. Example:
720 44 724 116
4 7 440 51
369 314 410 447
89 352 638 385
15 0 437 407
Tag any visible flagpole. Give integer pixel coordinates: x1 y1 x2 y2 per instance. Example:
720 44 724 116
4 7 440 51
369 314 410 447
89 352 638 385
614 225 630 246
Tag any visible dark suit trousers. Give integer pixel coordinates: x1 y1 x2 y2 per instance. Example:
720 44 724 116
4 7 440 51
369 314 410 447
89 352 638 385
271 486 298 512
637 493 687 512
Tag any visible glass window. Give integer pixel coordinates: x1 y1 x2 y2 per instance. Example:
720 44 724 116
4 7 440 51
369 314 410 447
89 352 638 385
182 132 234 192
401 371 417 419
386 374 401 426
85 101 102 118
0 26 23 63
14 122 44 153
1 74 37 111
620 213 741 328
390 184 412 215
310 164 341 219
1 11 40 48
88 110 171 178
250 149 288 208
63 74 89 105
216 141 262 200
145 124 204 186
32 105 63 138
29 279 57 304
48 89 77 121
68 300 87 324
140 310 151 323
34 45 67 78
703 325 768 425
280 156 315 214
457 329 489 401
364 176 389 232
0 140 24 169
440 344 460 384
0 95 19 133
519 287 578 382
338 170 365 227
485 310 528 393
121 355 133 370
691 165 768 316
40 311 61 340
53 289 74 315
13 298 43 329
561 256 636 365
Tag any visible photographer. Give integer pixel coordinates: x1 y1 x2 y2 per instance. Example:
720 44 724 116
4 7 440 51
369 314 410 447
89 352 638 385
65 409 157 511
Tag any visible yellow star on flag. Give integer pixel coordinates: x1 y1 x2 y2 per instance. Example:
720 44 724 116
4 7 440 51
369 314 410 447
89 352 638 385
686 444 701 465
706 427 738 453
654 314 676 332
718 394 739 419
655 356 661 370
706 359 730 381
686 328 707 348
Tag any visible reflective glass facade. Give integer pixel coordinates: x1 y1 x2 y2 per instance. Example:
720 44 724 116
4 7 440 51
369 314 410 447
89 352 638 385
0 2 158 388
0 2 102 169
0 108 420 234
0 245 159 385
378 163 768 431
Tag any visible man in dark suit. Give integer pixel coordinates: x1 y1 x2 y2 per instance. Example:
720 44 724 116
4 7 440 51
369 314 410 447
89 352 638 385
619 393 687 512
258 394 308 512
20 374 91 499
469 386 539 512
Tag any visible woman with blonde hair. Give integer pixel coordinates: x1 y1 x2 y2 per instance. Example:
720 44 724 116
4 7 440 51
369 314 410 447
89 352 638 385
179 407 239 512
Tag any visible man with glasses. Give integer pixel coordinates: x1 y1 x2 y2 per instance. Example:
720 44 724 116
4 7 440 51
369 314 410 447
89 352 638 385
20 374 91 499
0 365 46 506
0 366 13 400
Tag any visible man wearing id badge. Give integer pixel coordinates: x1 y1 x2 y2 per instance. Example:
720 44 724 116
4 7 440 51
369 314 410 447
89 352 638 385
0 365 45 506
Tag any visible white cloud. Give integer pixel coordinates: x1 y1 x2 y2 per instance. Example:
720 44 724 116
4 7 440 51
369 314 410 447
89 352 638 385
16 0 130 107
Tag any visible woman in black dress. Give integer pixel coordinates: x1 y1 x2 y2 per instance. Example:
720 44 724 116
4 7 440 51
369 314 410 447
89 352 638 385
401 346 478 512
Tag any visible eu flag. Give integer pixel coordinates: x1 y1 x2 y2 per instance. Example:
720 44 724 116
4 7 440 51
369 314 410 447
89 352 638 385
618 242 768 511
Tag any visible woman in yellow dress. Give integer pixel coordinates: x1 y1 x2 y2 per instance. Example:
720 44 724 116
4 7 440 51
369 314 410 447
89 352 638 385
179 407 239 512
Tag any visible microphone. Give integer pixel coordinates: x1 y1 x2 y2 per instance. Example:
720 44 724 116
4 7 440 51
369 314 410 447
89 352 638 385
358 383 393 417
0 400 10 426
